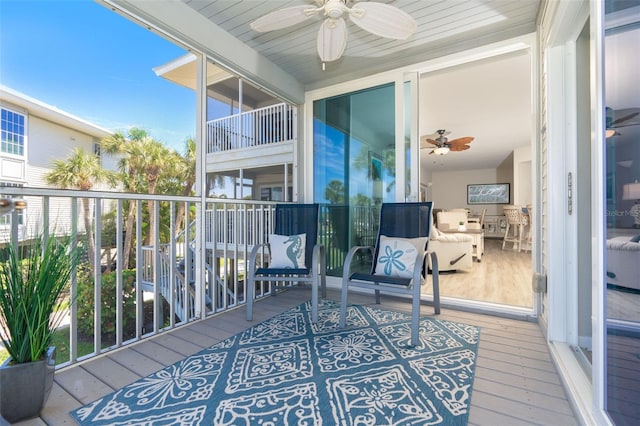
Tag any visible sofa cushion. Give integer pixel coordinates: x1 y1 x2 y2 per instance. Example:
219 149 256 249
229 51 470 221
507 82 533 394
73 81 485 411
607 236 640 251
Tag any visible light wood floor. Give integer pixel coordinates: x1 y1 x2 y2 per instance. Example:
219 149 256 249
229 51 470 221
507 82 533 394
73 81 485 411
18 289 578 426
431 238 533 308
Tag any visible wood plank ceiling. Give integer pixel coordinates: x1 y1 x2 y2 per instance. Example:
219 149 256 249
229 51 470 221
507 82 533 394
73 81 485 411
181 0 542 89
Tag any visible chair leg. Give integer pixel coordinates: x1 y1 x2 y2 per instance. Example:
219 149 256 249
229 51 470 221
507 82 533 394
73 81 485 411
246 276 254 321
411 276 421 346
430 252 441 315
517 224 523 252
339 278 349 329
502 223 511 250
311 272 319 324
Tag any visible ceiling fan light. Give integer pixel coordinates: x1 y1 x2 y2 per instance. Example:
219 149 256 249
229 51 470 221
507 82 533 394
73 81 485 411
317 18 348 62
433 146 450 155
606 128 616 138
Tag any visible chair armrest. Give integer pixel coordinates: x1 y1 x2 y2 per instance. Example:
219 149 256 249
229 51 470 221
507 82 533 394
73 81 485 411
248 243 269 271
343 245 374 276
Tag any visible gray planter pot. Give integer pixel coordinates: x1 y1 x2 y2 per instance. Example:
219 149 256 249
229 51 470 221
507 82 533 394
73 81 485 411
0 347 56 423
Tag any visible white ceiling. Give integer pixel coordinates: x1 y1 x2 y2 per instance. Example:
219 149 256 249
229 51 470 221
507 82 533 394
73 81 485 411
420 50 532 172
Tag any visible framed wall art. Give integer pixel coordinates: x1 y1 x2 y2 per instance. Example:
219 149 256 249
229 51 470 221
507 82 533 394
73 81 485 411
467 183 510 204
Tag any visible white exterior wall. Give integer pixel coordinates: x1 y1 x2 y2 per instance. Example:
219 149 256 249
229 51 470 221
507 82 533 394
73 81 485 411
1 87 117 239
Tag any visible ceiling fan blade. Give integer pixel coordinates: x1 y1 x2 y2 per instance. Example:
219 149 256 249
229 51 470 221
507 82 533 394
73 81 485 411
447 137 474 145
317 18 348 62
250 5 316 32
424 138 440 146
449 144 470 152
610 111 640 127
349 2 417 40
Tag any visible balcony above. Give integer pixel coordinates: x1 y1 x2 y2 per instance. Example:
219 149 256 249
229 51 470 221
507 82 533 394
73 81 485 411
206 102 296 172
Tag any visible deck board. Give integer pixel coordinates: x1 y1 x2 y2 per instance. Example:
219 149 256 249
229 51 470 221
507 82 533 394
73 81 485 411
26 289 578 425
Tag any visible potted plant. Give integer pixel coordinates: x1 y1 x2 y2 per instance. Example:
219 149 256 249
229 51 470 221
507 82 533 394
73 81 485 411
458 221 467 231
0 231 81 423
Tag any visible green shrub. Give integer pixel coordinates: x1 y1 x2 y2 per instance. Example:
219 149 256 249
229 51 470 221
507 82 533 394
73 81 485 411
76 268 138 341
0 234 81 363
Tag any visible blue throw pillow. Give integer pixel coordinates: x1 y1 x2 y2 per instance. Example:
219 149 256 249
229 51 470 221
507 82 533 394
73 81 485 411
630 235 640 243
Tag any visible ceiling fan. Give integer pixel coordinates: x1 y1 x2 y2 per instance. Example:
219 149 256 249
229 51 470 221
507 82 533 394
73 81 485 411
249 0 417 64
421 129 474 155
606 107 640 138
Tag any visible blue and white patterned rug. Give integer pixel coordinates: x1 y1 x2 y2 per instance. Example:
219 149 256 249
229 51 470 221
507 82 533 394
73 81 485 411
71 300 480 425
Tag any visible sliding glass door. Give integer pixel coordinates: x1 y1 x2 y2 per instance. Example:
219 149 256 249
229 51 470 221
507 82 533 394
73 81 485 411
313 83 399 276
603 2 640 422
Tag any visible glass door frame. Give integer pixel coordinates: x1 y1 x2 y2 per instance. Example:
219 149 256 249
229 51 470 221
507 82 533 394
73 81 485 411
304 35 539 320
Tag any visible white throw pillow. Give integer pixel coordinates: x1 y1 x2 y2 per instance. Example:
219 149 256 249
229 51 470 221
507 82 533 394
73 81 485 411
374 235 427 278
269 233 306 268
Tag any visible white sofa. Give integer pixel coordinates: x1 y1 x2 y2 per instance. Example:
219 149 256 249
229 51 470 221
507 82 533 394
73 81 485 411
606 236 640 291
436 211 482 231
428 227 473 271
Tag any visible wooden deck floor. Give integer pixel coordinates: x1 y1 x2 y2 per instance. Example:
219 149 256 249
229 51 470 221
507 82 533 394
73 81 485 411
17 289 577 426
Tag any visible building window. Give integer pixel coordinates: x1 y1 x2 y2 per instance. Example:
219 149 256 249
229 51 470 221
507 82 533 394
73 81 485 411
93 140 101 157
1 108 26 156
260 186 292 201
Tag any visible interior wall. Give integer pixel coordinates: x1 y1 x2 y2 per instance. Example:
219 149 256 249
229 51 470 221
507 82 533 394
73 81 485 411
513 144 533 205
431 168 510 215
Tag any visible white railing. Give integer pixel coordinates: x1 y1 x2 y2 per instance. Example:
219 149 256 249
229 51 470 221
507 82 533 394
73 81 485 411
0 187 280 368
0 188 383 368
206 103 296 153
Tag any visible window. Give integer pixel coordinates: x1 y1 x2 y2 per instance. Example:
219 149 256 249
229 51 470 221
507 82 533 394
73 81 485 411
93 140 101 157
1 108 26 156
260 185 292 201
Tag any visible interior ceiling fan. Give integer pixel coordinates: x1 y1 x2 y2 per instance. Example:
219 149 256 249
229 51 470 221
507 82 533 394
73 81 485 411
249 0 416 64
421 129 474 155
606 107 640 138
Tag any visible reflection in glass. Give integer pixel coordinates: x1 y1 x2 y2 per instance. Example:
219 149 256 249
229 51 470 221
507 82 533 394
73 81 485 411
604 1 640 423
313 84 395 276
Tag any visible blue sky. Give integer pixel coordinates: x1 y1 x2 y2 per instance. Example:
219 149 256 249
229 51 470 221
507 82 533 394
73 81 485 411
0 0 195 152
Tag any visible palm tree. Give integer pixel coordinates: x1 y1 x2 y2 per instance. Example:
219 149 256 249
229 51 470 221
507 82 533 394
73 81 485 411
101 129 144 269
136 136 173 244
100 128 174 257
45 148 113 274
174 137 196 234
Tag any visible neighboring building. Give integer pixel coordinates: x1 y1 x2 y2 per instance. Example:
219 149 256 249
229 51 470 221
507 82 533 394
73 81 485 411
0 85 116 239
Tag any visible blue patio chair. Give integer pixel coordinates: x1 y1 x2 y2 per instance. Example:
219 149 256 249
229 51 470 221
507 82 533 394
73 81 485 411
246 203 326 323
339 202 440 346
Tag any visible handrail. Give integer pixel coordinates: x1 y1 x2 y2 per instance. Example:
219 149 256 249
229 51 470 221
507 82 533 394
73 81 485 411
206 102 296 153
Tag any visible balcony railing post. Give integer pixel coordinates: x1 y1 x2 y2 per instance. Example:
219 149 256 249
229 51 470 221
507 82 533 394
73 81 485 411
153 200 161 333
69 197 79 364
169 202 176 327
135 200 143 338
115 199 124 346
93 198 102 354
